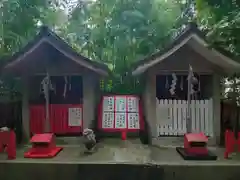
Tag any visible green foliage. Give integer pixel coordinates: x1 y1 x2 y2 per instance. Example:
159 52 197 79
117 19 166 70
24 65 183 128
0 0 69 58
66 0 184 66
196 0 240 132
1 0 238 97
196 0 240 57
5 0 239 97
100 75 143 95
64 0 184 94
0 0 186 95
0 0 68 101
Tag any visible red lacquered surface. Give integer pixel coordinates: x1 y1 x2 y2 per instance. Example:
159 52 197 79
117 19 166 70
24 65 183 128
30 104 83 134
0 130 16 160
184 132 208 155
24 133 62 158
224 130 240 159
30 105 45 134
24 147 62 158
31 133 53 143
121 131 127 140
185 133 208 142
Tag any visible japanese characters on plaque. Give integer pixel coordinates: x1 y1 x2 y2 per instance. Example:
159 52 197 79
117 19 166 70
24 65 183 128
68 108 82 127
115 97 126 112
115 113 127 128
127 97 139 112
103 96 114 112
101 96 140 130
128 113 140 129
102 112 114 128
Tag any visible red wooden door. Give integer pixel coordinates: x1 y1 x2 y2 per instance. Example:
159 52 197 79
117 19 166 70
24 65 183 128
29 104 83 134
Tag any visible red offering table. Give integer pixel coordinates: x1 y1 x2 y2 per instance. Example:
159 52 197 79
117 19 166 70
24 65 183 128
176 132 217 160
98 95 144 139
24 133 62 158
184 133 208 155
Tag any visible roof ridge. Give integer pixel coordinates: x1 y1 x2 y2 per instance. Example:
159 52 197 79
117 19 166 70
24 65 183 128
4 26 110 75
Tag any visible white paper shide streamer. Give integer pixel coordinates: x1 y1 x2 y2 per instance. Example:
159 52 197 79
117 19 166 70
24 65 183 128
169 73 177 95
40 73 51 132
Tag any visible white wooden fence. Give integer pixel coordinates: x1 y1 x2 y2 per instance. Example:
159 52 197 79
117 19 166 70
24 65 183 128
156 98 213 136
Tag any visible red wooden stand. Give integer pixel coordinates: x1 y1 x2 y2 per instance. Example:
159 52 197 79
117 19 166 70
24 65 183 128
24 133 62 158
98 95 144 141
121 131 127 141
0 130 16 160
184 133 208 155
224 130 240 159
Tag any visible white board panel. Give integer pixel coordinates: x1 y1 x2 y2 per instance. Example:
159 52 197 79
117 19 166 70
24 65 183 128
103 96 114 112
128 113 140 129
127 97 139 112
68 108 82 126
102 112 114 128
115 113 127 128
115 97 126 112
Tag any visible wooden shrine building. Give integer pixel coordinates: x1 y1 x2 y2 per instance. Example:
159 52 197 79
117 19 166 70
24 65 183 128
131 23 240 145
4 26 109 140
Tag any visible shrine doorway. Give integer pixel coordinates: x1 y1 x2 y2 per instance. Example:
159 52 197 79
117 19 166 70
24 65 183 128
30 75 83 105
29 75 83 135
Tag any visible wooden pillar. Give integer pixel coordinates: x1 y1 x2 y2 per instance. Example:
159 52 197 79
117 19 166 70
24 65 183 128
212 74 221 145
144 72 157 137
82 75 96 129
21 76 30 142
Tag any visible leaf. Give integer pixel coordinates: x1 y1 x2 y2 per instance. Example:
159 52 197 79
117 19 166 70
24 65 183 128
122 10 145 20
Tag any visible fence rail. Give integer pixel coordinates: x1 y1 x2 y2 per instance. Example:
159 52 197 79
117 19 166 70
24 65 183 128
156 99 213 136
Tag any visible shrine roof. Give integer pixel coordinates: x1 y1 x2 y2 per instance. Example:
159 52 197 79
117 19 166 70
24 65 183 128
4 26 110 76
131 22 240 75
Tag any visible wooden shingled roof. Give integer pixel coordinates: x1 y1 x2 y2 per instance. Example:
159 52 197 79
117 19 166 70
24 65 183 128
4 26 110 76
131 22 240 75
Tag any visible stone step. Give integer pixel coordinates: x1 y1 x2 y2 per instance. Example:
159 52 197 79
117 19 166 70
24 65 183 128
55 136 84 145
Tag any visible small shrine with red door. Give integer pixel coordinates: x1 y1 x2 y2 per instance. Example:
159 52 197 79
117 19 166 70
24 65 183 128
4 26 109 140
